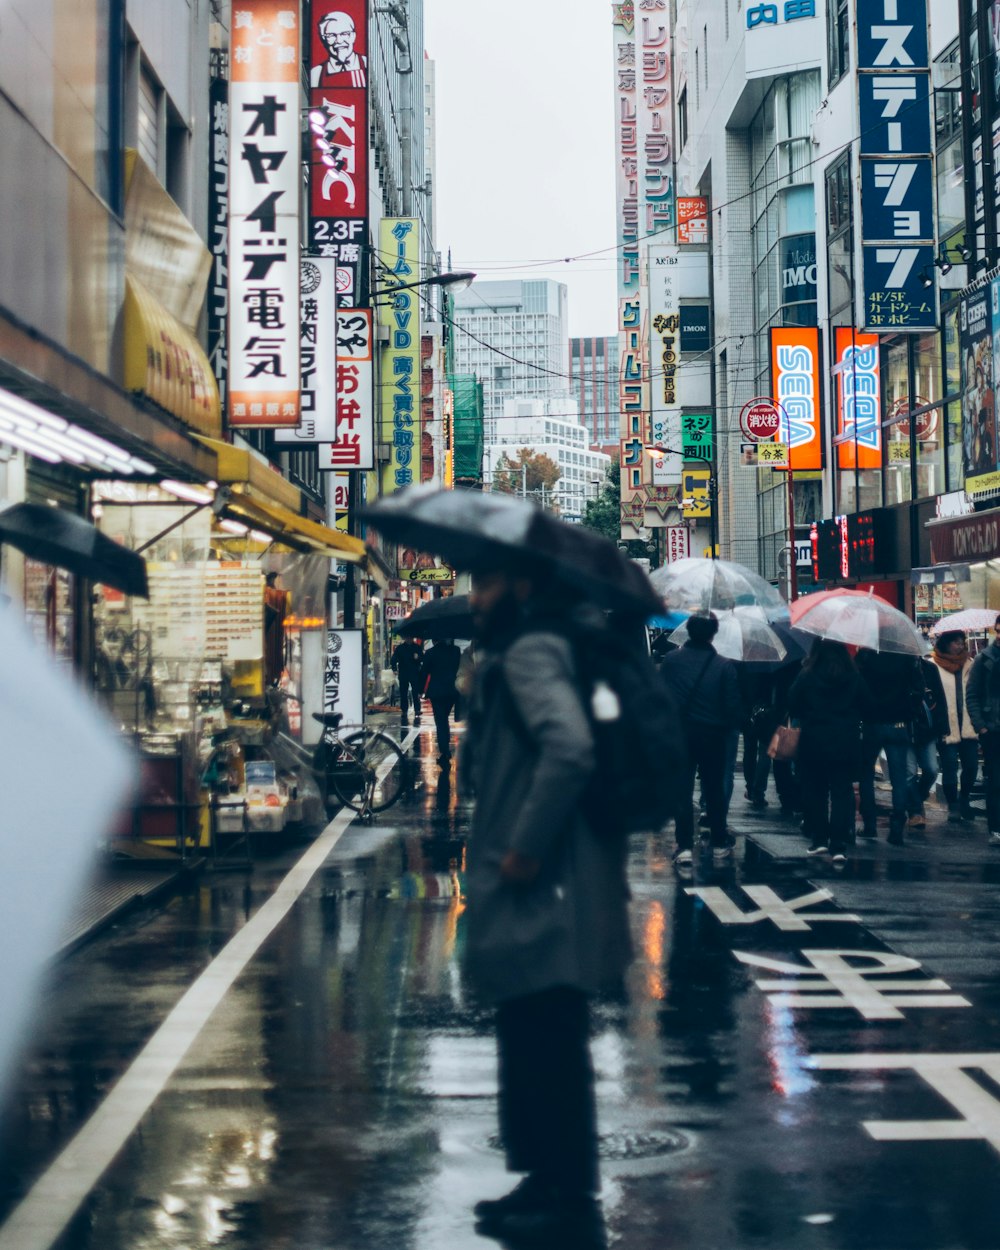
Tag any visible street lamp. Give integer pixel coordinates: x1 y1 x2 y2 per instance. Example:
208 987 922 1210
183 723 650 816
370 270 475 302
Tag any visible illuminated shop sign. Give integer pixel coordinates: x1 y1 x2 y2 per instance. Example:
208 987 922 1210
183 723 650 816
769 327 822 471
835 328 882 470
317 308 374 471
306 0 369 307
228 1 301 429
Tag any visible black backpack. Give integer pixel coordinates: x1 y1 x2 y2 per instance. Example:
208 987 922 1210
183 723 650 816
520 614 686 838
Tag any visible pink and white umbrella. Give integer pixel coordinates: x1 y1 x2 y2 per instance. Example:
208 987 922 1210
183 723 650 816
791 587 925 655
930 608 999 635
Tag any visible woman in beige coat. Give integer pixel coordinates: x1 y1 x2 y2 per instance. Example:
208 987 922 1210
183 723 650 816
931 630 979 821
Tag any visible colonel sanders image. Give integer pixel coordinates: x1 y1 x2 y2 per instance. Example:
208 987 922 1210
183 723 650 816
310 11 368 88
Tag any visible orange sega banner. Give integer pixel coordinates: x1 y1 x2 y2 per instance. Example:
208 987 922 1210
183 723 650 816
769 326 822 471
834 328 882 470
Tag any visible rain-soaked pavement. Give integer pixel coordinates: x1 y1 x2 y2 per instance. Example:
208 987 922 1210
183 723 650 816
3 719 1000 1250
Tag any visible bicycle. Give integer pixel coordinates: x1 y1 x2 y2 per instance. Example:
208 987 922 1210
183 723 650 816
311 712 408 819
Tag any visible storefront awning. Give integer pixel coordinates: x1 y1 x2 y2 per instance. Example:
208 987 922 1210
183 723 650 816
0 303 216 482
196 435 381 576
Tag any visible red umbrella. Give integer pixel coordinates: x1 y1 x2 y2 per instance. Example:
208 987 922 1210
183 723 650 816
788 587 893 625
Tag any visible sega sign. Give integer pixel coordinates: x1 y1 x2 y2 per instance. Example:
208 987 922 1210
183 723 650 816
769 327 822 471
835 329 882 469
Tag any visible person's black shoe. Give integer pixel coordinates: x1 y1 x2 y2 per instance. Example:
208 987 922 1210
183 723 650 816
399 717 409 727
482 1194 607 1249
856 825 877 839
473 1175 551 1226
749 797 769 810
698 812 711 828
887 832 905 846
414 716 421 725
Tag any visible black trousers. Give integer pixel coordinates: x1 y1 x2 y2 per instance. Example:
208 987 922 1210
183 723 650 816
676 721 728 848
495 986 598 1196
981 732 1000 832
430 693 455 757
398 674 423 721
798 751 855 852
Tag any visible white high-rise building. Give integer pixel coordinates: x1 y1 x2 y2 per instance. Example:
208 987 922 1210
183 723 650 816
452 279 570 442
485 399 610 525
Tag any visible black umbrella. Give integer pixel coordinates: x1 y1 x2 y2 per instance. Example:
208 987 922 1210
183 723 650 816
0 503 148 597
396 594 473 640
362 486 660 617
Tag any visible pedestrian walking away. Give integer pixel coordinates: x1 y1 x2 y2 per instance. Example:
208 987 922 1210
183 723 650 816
659 611 742 869
855 649 927 845
930 630 980 822
965 615 1000 846
907 652 950 828
462 569 631 1250
421 636 462 765
788 640 871 862
390 635 424 726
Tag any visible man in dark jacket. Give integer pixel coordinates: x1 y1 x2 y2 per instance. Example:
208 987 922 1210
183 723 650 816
421 637 462 765
659 612 741 868
966 616 1000 846
462 570 628 1250
906 656 950 828
390 636 424 726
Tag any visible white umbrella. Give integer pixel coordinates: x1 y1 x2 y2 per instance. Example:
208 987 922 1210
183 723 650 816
791 588 925 655
651 557 789 622
930 608 998 635
668 606 789 664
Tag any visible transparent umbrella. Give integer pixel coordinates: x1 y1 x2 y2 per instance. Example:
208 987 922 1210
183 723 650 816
790 588 926 655
650 557 789 622
668 605 790 664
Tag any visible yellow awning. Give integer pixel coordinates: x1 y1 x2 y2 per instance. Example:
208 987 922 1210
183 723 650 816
196 435 372 569
123 275 221 436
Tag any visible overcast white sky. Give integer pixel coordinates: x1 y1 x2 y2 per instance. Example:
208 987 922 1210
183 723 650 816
424 0 619 339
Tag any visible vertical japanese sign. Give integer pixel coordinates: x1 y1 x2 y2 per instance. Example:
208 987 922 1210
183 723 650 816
960 284 997 482
306 0 370 307
638 0 673 235
274 259 339 445
648 245 681 484
613 3 646 535
318 308 375 470
856 0 937 332
770 327 822 471
379 219 421 495
835 329 882 470
207 66 229 411
960 0 999 266
324 628 363 727
228 2 300 428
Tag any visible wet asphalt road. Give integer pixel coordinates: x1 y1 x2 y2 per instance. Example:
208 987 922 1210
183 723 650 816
3 722 1000 1249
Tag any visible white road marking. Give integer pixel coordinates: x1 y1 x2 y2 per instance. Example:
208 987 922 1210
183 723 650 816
808 1053 1000 1153
0 729 416 1250
687 884 861 930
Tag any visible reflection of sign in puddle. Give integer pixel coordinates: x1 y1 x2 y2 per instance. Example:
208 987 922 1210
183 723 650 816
390 871 463 900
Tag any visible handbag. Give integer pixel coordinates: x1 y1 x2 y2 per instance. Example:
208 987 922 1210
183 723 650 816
768 721 800 761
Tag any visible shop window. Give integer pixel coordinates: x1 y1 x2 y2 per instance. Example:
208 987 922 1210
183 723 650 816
828 0 849 89
914 333 945 501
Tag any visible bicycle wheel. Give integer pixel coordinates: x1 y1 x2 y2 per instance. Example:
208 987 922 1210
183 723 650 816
332 728 407 813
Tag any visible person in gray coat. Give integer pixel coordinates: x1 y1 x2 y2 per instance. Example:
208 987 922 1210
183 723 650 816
462 567 631 1250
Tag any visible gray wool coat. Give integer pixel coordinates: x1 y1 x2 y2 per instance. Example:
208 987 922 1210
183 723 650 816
462 628 633 1006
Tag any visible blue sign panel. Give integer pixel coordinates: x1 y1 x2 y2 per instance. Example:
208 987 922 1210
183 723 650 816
859 158 934 240
862 244 936 329
856 0 929 72
856 0 936 332
857 71 932 154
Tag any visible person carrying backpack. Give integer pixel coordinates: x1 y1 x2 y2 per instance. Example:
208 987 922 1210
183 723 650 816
659 611 741 870
965 615 1000 846
461 568 632 1250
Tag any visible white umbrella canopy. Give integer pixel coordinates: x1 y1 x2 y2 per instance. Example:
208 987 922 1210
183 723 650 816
668 606 789 664
651 557 789 622
930 608 998 635
792 588 926 655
